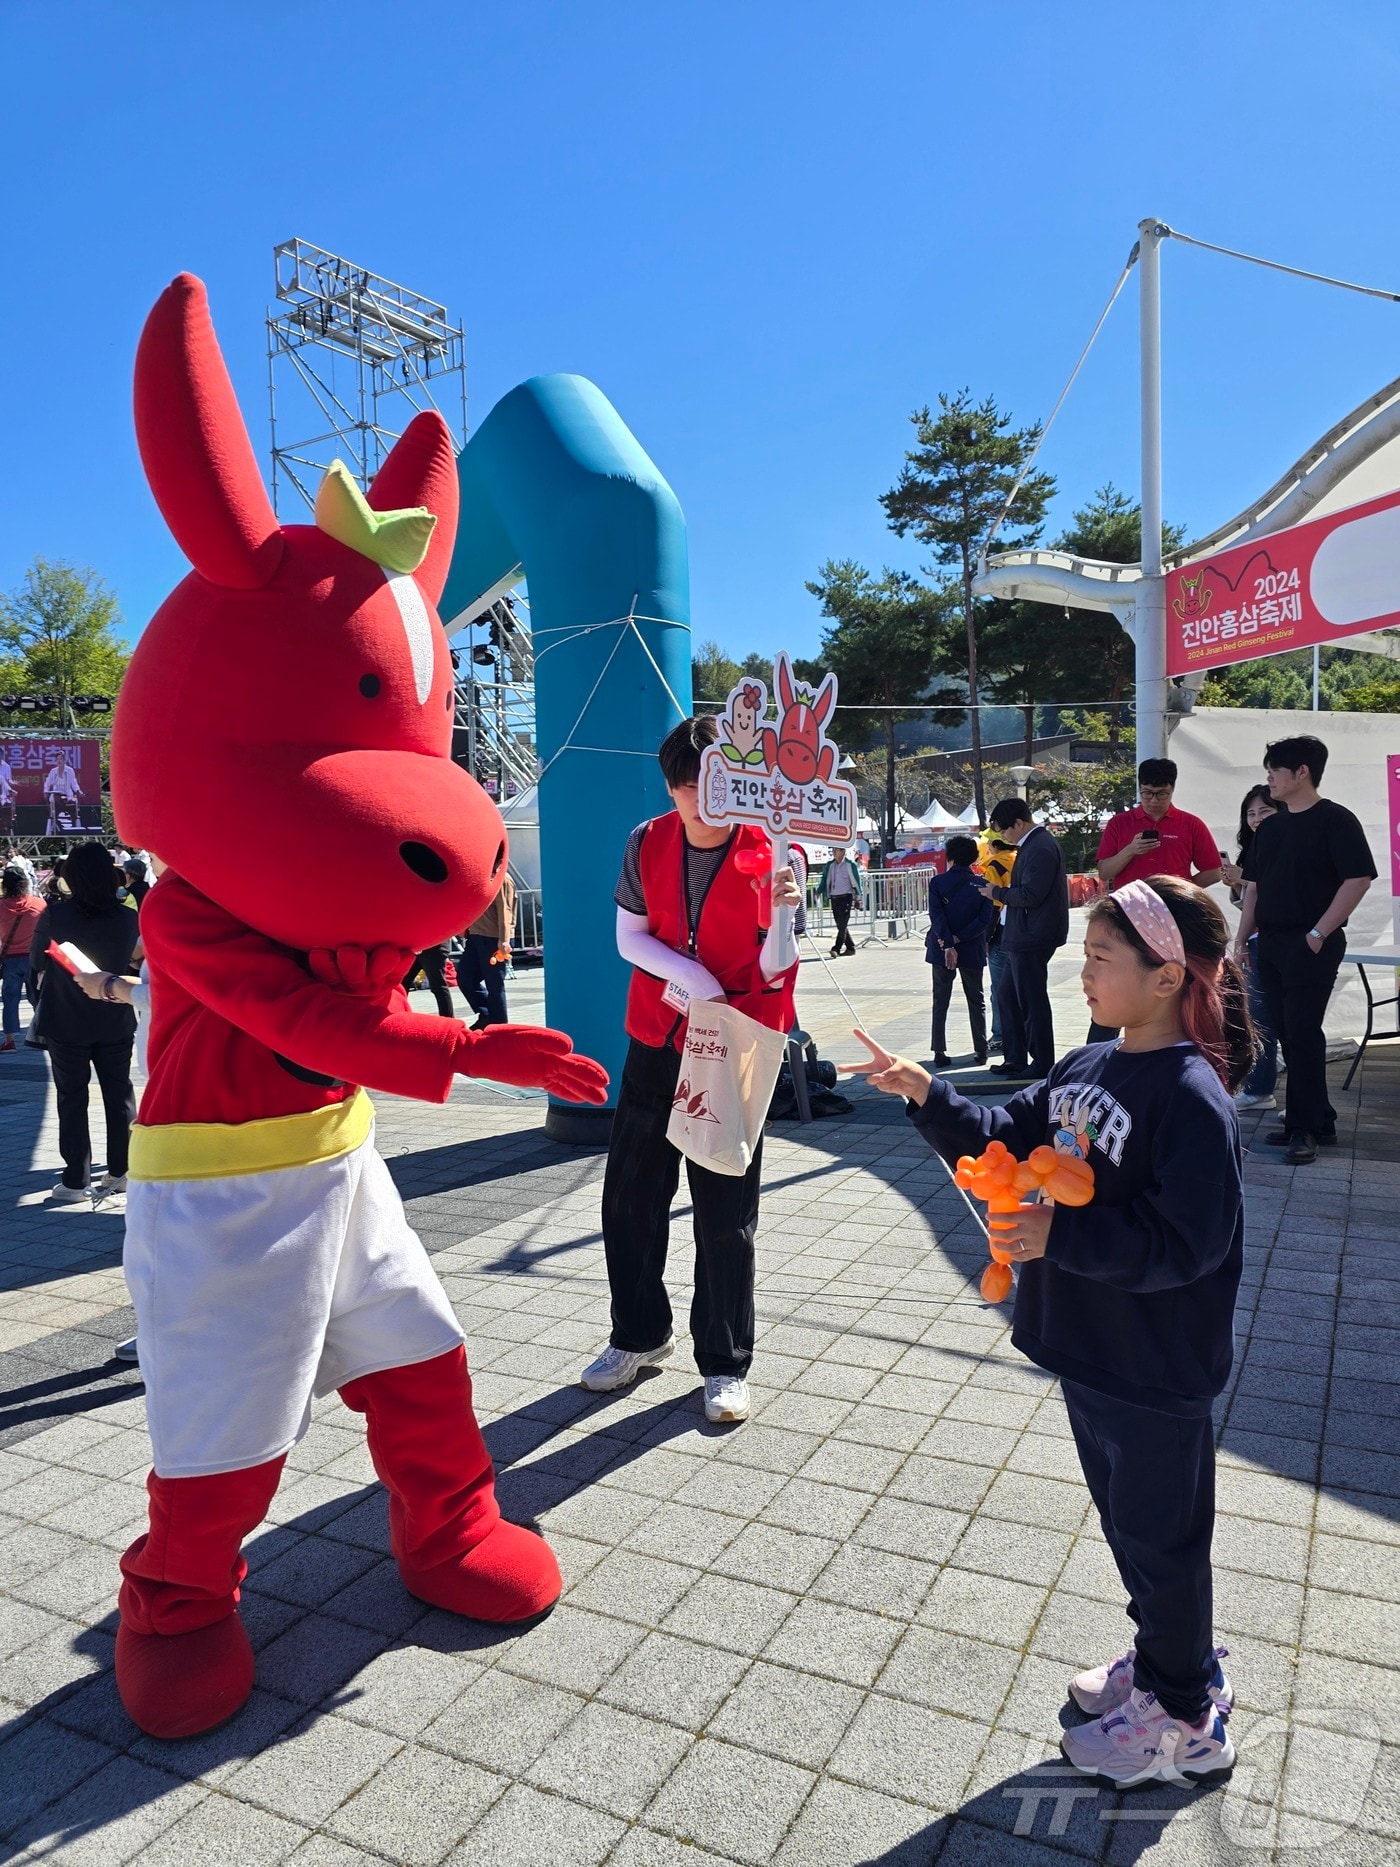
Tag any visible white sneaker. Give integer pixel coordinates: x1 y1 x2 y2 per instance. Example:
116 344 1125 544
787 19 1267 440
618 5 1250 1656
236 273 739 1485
1233 1091 1276 1111
96 1172 127 1196
703 1375 750 1423
1062 1686 1234 1786
580 1338 674 1392
50 1182 90 1205
1070 1644 1232 1717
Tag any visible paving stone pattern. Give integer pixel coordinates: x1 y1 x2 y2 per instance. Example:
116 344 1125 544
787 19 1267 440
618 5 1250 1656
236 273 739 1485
0 941 1397 1864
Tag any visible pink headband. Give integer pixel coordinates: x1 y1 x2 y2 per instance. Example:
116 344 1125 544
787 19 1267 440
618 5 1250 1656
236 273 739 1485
1114 880 1186 968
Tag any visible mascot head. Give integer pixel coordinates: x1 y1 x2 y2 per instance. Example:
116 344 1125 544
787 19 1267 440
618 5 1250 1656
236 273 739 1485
112 273 506 954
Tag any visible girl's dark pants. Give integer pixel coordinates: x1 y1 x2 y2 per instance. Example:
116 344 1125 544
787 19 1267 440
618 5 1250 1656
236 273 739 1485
601 1036 759 1378
1061 1379 1217 1722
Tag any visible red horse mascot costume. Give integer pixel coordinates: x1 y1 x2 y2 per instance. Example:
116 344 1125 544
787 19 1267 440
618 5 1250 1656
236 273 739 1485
110 275 608 1740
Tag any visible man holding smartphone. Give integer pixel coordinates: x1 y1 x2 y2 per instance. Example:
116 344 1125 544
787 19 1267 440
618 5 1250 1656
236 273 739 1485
1089 758 1223 1039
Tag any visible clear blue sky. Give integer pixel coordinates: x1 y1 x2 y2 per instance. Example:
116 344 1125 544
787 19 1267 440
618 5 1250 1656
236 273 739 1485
6 0 1400 673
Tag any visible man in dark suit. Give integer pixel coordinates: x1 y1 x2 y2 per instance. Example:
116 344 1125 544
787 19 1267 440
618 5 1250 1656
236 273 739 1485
978 797 1069 1082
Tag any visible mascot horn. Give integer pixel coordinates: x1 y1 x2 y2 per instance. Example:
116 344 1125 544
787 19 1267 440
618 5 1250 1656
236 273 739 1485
110 274 608 1740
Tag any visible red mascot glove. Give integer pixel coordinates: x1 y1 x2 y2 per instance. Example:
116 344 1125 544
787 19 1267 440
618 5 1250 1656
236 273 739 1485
455 1025 609 1105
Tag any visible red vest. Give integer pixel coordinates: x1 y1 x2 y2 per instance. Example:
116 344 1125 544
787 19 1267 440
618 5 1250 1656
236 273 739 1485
624 813 797 1051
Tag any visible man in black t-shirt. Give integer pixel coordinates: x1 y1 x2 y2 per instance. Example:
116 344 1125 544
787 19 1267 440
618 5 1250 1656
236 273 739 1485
1236 734 1376 1163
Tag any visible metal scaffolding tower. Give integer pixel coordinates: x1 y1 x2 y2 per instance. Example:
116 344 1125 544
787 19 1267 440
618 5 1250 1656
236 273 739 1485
266 237 467 515
264 239 537 796
451 593 539 802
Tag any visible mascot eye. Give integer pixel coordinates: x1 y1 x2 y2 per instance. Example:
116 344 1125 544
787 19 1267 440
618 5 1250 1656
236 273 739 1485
492 840 506 878
445 688 453 712
359 674 382 698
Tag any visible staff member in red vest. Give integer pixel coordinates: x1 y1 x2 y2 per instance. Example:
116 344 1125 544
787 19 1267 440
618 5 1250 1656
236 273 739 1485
581 716 801 1424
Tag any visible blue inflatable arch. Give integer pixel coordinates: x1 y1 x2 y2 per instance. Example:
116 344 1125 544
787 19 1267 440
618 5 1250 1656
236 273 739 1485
440 373 693 1140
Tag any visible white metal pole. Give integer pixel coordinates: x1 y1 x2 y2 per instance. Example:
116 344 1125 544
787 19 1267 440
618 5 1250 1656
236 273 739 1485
1312 644 1320 710
1137 218 1168 762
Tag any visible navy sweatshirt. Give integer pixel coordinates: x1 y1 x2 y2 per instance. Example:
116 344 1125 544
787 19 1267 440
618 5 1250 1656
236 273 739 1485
909 1042 1243 1416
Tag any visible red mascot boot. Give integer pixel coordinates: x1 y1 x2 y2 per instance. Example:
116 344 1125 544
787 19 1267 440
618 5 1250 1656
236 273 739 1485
340 1345 560 1621
116 1456 285 1739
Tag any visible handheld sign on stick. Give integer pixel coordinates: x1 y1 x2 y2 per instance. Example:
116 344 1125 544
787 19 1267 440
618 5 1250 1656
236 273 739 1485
695 654 859 948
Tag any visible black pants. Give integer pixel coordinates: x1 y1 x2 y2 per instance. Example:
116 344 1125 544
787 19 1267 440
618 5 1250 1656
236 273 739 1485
1062 1380 1217 1722
403 944 454 1018
601 1037 761 1378
830 893 856 954
931 958 987 1057
1087 1019 1120 1045
458 933 509 1025
998 944 1057 1075
47 1038 136 1188
1255 927 1344 1138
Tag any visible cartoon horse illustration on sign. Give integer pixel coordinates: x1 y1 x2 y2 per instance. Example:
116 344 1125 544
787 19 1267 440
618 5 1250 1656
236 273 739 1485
761 654 838 785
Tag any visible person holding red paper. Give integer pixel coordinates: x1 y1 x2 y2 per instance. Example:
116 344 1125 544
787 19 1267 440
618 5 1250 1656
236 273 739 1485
108 274 608 1741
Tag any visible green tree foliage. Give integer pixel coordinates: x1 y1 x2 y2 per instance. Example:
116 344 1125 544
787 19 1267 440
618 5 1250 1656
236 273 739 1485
690 640 743 705
1034 486 1184 747
1030 763 1138 872
0 558 129 717
1197 642 1400 711
1332 674 1400 712
880 391 1055 820
804 560 960 848
1195 656 1310 710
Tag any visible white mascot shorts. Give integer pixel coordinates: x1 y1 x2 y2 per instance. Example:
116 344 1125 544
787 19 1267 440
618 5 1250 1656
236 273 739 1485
124 1129 463 1479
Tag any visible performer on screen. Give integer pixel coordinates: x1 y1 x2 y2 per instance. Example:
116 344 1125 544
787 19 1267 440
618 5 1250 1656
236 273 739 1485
44 748 83 833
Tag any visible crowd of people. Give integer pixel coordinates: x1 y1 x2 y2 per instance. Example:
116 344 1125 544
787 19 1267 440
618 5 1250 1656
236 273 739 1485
913 736 1376 1166
1 722 1381 1787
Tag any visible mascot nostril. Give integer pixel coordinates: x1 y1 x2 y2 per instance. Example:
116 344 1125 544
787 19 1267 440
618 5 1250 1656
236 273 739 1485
399 841 449 884
106 271 609 1746
492 840 506 878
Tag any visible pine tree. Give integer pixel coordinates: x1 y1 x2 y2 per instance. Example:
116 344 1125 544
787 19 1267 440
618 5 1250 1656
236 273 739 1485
881 392 1054 819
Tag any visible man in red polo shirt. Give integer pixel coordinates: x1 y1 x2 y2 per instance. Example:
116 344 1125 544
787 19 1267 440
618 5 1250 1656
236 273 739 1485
1097 758 1222 894
1089 758 1223 1040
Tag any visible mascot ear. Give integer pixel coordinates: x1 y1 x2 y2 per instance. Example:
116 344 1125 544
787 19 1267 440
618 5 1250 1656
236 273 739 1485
367 411 459 606
134 274 284 590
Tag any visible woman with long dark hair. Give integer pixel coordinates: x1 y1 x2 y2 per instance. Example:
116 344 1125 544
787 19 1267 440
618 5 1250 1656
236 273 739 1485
28 844 139 1201
1220 783 1280 1111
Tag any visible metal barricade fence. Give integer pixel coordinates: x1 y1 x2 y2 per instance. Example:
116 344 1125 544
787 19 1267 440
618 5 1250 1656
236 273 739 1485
805 867 932 945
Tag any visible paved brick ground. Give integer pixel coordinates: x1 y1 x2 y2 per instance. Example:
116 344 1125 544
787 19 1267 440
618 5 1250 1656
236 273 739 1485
0 937 1396 1864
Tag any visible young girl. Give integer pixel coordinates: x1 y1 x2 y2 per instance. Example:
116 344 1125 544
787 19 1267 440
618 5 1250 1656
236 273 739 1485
849 875 1251 1786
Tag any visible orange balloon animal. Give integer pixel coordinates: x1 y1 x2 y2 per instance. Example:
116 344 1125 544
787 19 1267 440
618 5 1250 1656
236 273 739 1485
952 1139 1095 1303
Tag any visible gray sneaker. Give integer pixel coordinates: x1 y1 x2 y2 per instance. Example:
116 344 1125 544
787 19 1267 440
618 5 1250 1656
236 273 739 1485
580 1339 674 1392
113 1336 140 1366
703 1375 750 1423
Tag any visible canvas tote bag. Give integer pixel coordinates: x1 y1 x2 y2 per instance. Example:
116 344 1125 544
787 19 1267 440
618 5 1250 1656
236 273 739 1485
666 998 787 1178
